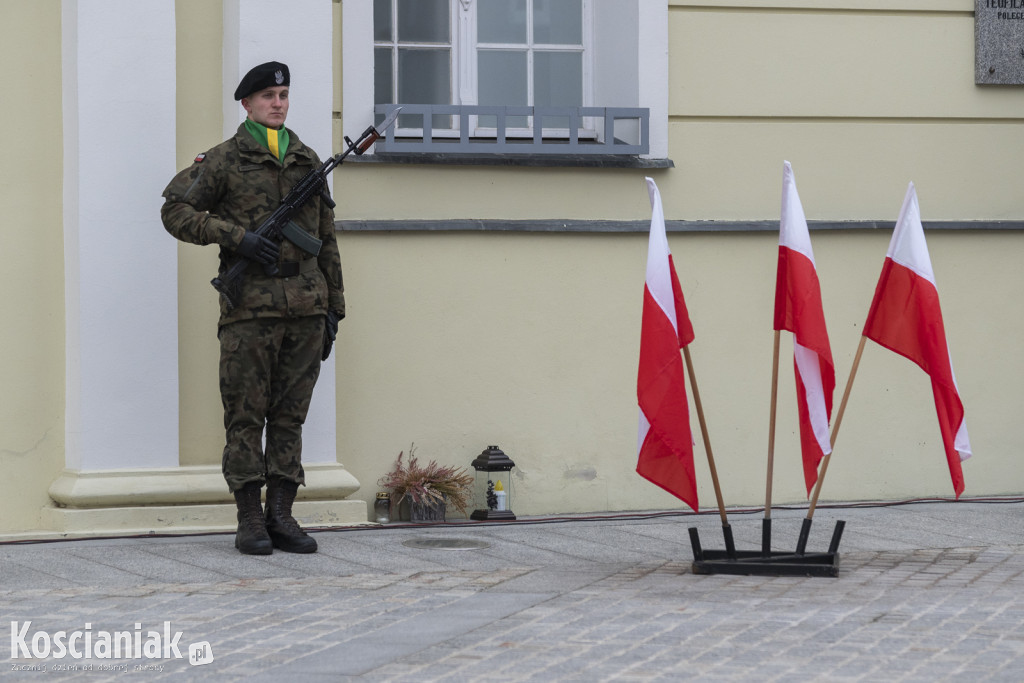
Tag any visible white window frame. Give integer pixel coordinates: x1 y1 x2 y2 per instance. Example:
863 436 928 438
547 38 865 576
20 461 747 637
373 0 458 136
373 0 594 140
466 0 594 140
343 0 669 158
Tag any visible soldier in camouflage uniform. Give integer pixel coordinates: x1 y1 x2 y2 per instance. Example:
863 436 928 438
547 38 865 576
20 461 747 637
161 62 344 555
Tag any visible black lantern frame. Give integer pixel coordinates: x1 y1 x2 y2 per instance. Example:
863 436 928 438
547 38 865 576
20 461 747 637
470 445 516 521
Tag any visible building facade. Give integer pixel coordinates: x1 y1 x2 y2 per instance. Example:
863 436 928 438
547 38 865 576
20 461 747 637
3 0 1022 536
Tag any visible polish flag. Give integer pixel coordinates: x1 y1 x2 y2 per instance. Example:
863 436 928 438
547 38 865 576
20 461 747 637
636 177 698 511
863 183 972 497
774 162 835 495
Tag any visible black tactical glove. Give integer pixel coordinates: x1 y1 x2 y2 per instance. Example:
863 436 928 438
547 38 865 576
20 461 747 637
322 310 342 361
235 231 279 265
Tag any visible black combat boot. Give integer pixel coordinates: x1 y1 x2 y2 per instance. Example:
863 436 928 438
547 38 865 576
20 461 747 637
233 482 273 555
265 478 318 553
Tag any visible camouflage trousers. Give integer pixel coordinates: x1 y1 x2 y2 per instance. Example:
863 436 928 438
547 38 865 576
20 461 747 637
218 315 324 493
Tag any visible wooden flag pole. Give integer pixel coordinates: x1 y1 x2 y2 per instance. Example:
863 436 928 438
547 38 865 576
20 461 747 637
682 346 736 557
763 330 782 555
795 335 867 553
682 347 727 521
686 336 846 578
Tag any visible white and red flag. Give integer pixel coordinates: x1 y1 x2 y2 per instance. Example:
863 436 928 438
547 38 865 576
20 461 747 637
863 183 972 497
774 162 835 495
636 177 698 511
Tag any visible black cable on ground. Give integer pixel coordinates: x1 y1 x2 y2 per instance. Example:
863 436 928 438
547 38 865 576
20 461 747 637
2 495 1023 546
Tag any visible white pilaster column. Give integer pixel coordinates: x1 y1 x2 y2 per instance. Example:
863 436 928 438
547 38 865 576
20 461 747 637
638 2 670 160
223 0 338 465
61 0 179 471
342 0 375 138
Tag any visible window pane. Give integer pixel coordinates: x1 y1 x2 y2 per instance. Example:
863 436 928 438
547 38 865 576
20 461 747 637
373 0 392 42
397 0 449 43
479 50 528 128
533 0 581 45
535 51 581 127
398 48 452 129
534 51 581 107
478 0 527 44
374 48 393 125
374 48 394 105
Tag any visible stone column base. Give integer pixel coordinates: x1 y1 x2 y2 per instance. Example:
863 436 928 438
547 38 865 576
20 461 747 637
28 462 367 540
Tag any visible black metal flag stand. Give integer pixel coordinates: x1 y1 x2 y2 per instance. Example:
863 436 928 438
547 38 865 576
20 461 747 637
687 517 844 577
683 331 863 578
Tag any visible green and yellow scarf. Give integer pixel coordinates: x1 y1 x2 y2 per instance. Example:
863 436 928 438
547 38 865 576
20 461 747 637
244 119 290 161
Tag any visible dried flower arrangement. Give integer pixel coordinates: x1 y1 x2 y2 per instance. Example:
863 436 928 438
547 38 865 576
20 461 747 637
377 444 475 517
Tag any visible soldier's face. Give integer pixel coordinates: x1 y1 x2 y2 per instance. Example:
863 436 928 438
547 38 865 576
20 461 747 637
242 86 289 129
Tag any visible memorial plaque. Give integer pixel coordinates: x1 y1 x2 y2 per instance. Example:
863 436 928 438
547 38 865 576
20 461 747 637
976 0 1024 84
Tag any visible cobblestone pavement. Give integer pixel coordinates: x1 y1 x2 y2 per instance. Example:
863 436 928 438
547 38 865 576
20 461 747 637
2 500 1024 681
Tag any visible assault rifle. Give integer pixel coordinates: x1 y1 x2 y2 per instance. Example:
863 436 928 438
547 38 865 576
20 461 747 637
212 107 402 310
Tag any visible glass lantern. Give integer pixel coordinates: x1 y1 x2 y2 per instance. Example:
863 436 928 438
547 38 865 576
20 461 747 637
470 445 516 521
373 491 391 523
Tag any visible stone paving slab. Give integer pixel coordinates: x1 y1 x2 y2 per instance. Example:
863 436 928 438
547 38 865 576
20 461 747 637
2 501 1024 681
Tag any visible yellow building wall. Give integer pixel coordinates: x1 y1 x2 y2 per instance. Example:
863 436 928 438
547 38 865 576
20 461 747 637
333 228 1021 514
0 0 66 533
5 1 1019 534
328 0 1024 515
173 0 226 468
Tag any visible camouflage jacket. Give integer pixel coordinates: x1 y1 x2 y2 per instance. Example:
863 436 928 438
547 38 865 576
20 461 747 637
161 123 345 327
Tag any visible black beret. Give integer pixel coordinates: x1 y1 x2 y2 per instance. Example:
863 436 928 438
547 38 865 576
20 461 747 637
233 61 290 101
